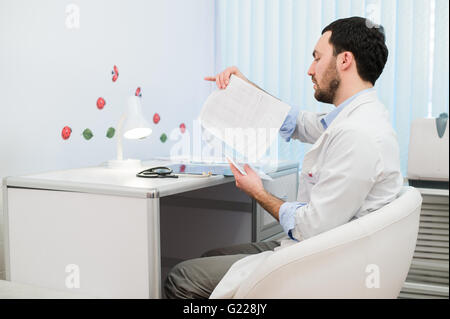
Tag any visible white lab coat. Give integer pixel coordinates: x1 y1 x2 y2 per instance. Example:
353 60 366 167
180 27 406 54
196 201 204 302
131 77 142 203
210 89 403 298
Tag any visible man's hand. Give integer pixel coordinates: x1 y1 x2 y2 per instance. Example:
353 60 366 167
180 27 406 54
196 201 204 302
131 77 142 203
204 66 248 89
227 160 264 199
227 159 284 221
205 66 277 99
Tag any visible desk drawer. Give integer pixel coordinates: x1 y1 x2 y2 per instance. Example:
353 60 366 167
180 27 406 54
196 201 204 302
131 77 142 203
254 171 298 241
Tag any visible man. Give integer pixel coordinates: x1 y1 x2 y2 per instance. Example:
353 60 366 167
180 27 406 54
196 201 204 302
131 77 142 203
164 17 403 299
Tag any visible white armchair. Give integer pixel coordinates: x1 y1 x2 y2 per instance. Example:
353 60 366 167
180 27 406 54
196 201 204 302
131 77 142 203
233 186 422 299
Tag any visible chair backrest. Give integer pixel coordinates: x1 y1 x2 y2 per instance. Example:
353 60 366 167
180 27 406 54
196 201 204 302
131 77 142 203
234 186 422 299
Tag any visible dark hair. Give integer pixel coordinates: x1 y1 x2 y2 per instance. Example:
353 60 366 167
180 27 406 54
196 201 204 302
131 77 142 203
322 17 388 85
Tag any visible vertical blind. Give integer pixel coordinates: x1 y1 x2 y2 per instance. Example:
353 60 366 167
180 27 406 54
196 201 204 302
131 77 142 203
215 0 449 176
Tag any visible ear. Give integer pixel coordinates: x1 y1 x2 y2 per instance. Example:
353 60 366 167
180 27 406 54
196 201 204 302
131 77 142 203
338 51 354 72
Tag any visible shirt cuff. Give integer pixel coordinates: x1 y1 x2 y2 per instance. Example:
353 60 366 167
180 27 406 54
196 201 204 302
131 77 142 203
279 109 299 142
279 201 306 241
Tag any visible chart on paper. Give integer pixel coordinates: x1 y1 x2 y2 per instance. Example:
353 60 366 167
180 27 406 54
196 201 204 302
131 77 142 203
199 75 291 163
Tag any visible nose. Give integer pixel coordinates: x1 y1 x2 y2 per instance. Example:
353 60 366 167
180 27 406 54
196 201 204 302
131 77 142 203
307 61 315 77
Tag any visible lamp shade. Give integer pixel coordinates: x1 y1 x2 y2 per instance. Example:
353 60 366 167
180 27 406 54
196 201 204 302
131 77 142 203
106 96 152 169
123 96 152 139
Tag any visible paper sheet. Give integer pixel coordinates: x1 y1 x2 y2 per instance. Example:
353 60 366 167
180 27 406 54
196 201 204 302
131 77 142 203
199 75 291 163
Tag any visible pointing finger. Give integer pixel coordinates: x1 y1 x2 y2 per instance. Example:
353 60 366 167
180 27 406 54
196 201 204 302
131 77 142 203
219 72 225 89
216 75 220 89
224 70 231 86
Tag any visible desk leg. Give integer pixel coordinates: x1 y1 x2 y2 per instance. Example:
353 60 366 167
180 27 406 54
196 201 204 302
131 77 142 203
147 196 161 299
2 182 11 281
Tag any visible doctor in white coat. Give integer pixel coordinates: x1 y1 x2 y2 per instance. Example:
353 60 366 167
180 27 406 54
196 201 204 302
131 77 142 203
164 17 403 299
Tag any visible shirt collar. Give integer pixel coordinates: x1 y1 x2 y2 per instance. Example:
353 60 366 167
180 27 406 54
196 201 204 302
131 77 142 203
321 87 375 129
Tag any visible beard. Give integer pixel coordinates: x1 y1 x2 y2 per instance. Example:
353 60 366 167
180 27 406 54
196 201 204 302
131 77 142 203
313 59 340 104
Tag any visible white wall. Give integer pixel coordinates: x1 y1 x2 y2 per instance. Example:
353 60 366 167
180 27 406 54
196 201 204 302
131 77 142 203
0 0 216 280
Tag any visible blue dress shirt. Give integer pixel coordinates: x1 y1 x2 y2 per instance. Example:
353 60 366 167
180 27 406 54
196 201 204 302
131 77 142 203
278 88 375 241
279 108 299 142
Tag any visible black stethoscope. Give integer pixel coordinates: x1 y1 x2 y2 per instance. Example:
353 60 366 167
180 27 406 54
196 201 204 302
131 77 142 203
136 166 178 178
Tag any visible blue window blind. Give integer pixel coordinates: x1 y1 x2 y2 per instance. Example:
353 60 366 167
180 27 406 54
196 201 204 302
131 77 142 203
215 0 449 176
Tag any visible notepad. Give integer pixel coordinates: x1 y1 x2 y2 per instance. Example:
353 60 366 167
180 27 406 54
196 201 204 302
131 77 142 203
199 75 291 163
225 155 247 175
225 155 274 181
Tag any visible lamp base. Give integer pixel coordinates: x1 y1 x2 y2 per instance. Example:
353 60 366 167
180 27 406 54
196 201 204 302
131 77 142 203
107 159 142 169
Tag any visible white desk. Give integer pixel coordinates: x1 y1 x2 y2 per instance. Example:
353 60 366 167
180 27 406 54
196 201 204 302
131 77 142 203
2 159 298 298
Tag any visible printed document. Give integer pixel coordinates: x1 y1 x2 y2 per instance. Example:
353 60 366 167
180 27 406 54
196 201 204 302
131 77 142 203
199 75 291 162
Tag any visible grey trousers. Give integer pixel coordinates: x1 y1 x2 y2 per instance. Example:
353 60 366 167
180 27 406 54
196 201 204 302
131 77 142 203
163 241 280 299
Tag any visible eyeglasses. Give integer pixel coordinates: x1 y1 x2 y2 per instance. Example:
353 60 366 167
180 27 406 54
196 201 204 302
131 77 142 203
136 166 178 178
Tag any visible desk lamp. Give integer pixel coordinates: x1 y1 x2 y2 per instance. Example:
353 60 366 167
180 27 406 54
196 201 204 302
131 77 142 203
107 96 152 169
